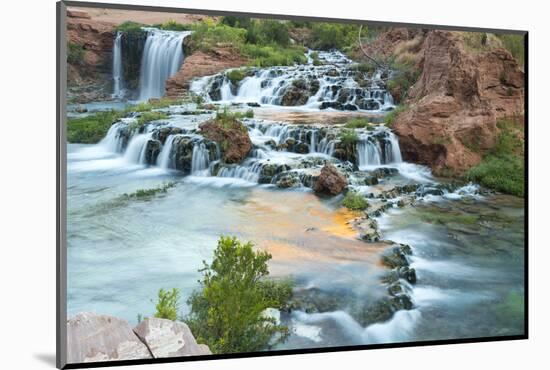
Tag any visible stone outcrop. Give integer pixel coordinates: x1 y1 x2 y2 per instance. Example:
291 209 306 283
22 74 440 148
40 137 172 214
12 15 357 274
134 318 212 358
66 10 116 102
391 31 524 174
67 313 211 364
67 312 152 363
165 47 248 97
313 163 347 195
199 118 252 164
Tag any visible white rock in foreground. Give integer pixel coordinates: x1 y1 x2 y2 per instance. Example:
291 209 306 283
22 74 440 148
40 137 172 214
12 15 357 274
67 312 152 363
133 317 211 358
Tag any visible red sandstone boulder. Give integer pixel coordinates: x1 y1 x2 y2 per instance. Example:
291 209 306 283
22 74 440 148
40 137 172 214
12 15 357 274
199 118 252 164
314 163 347 195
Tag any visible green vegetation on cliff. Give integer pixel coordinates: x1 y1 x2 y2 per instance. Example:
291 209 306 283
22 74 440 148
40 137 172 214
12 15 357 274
67 41 85 65
115 21 146 33
467 119 524 197
185 236 293 354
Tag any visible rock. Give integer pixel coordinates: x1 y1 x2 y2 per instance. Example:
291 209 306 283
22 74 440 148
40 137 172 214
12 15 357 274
280 80 311 106
67 9 91 19
364 176 379 186
74 105 88 113
381 244 411 269
313 163 347 195
67 312 152 363
144 139 161 165
199 118 252 164
165 49 248 98
399 266 417 284
370 167 399 178
247 102 261 107
276 173 301 188
392 30 525 175
133 318 211 358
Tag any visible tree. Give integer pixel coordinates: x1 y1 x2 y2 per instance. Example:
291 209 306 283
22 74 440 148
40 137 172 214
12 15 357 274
185 236 293 354
154 288 180 321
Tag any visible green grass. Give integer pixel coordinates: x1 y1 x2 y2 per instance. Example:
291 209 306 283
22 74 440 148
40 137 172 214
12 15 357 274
153 20 192 31
121 182 177 200
215 107 253 126
115 21 146 33
133 111 169 128
226 68 251 84
125 97 183 113
242 44 307 67
384 105 408 127
466 119 524 197
418 209 478 225
497 34 525 67
342 192 369 211
67 111 123 143
67 41 84 65
344 117 370 129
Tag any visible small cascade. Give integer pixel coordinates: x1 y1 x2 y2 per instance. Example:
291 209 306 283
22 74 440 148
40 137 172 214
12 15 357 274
356 130 403 169
191 142 210 175
309 130 317 153
124 132 152 164
100 122 125 153
112 32 125 99
217 161 263 183
357 140 382 167
157 135 176 169
317 138 336 156
191 50 395 112
138 29 192 101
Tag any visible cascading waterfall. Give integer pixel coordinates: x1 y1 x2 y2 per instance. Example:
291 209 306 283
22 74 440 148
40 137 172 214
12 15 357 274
191 142 210 175
138 29 192 101
356 131 402 169
124 133 152 164
157 135 176 169
100 122 125 153
112 32 124 99
191 50 395 112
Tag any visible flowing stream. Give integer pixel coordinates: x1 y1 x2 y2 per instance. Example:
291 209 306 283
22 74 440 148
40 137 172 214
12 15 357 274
69 53 524 350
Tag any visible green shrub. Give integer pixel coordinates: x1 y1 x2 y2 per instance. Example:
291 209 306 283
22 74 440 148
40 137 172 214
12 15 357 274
220 16 252 29
467 119 524 196
342 192 369 211
67 110 122 143
155 20 191 31
384 105 408 127
189 21 247 52
67 42 85 65
134 111 169 128
339 129 359 146
242 44 307 67
310 23 360 50
226 68 251 84
387 62 420 103
116 21 145 33
497 34 525 67
345 117 370 129
154 288 180 321
185 236 293 354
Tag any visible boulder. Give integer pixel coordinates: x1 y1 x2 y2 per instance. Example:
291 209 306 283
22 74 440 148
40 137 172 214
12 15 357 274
313 163 347 195
133 318 211 358
67 312 152 364
199 118 252 164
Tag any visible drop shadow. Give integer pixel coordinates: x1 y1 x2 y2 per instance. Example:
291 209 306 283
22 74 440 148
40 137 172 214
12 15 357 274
34 353 56 367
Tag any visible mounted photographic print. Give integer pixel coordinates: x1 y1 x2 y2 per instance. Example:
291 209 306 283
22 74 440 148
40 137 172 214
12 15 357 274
56 1 527 368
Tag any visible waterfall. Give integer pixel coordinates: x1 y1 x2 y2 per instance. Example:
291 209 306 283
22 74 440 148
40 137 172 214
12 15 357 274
387 133 403 163
112 32 124 99
157 135 176 169
138 29 192 101
356 130 403 169
190 50 395 112
218 161 262 183
357 140 382 168
318 138 336 156
124 133 152 164
310 130 317 153
100 122 124 153
191 142 210 175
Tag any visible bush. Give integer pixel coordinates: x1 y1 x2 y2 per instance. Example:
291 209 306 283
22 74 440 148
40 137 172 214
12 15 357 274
135 111 169 128
155 20 191 31
67 42 84 65
116 21 145 33
220 16 252 29
189 21 247 52
242 44 307 67
154 288 180 321
497 34 525 67
185 236 293 354
339 129 359 146
226 68 251 85
67 110 122 143
384 105 408 127
342 192 369 211
310 23 359 50
467 119 524 197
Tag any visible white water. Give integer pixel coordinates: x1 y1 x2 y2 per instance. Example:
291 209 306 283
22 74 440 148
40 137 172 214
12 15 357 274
112 32 125 99
124 132 152 164
191 142 210 175
356 129 403 168
157 135 176 169
191 50 395 112
138 29 192 101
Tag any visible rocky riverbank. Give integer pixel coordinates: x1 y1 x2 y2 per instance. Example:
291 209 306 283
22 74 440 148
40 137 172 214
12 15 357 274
67 312 211 363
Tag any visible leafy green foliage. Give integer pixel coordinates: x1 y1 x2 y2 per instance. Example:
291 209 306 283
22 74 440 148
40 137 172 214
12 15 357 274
226 68 252 84
116 21 146 33
189 21 247 52
154 288 181 321
242 44 307 67
387 62 420 103
121 182 177 200
339 129 359 146
342 192 369 211
467 119 524 197
67 111 122 143
310 23 360 50
67 41 85 65
245 20 290 47
185 236 293 354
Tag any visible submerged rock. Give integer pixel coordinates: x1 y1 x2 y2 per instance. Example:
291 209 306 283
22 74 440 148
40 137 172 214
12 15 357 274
313 163 347 195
